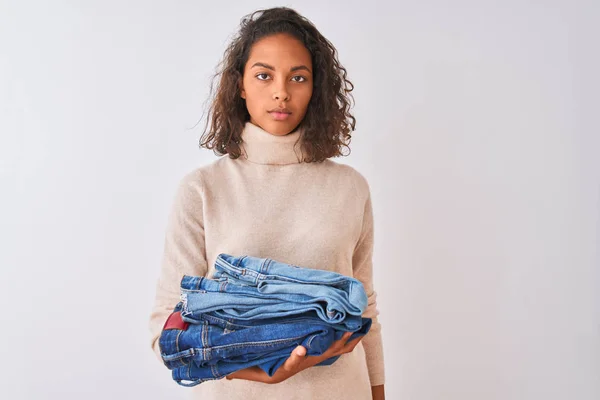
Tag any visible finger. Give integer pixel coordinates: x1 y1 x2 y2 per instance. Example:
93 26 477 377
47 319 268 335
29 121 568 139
346 331 357 342
337 331 354 347
335 331 352 346
227 366 271 383
281 345 307 372
322 332 351 357
327 333 363 357
342 335 364 353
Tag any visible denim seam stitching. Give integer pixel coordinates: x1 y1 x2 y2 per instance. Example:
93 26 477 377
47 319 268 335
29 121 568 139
167 336 310 363
263 258 272 274
193 335 310 352
175 330 182 353
306 334 317 349
202 322 209 360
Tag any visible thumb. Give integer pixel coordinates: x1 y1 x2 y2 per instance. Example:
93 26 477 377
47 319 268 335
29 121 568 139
281 345 307 372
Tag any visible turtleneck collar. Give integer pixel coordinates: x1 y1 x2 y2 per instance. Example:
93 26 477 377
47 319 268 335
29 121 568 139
239 121 305 165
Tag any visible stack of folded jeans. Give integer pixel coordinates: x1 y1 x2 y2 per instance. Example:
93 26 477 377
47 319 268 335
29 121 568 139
159 253 372 387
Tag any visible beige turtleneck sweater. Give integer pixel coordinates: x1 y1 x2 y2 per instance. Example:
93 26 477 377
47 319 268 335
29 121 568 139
149 122 385 399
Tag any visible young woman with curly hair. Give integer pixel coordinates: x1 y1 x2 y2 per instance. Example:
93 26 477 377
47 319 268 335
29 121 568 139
149 7 386 400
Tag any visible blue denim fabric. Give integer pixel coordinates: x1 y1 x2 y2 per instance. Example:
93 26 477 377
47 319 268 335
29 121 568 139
179 276 364 331
214 254 367 306
159 253 372 387
160 303 372 387
180 253 367 330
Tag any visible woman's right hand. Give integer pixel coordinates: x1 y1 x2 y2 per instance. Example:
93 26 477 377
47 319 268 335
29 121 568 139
225 331 363 384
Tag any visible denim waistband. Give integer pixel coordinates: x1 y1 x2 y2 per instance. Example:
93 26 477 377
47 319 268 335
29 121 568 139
179 275 364 330
214 253 367 307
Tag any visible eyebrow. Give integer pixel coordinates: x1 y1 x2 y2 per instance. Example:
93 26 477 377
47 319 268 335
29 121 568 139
250 62 312 73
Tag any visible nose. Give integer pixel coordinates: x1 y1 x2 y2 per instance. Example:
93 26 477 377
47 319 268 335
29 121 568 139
272 80 290 102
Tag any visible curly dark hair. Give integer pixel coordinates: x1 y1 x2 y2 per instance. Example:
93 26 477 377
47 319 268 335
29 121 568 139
198 7 356 163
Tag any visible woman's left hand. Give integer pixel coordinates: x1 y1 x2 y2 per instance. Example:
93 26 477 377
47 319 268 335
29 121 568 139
225 331 363 384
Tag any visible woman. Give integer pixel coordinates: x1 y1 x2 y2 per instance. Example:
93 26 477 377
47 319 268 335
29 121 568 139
149 7 385 399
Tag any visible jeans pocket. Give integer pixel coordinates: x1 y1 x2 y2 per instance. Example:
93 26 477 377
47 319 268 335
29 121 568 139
162 348 196 369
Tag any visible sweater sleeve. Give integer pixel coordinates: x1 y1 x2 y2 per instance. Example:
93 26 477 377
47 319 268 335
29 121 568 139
353 186 386 386
148 172 209 363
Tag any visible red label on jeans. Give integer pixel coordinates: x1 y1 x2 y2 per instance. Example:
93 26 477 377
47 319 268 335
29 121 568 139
163 311 189 331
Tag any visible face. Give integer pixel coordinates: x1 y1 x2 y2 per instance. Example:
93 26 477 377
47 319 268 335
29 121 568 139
240 33 313 136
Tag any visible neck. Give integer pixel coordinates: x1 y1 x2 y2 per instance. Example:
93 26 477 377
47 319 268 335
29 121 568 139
239 122 305 165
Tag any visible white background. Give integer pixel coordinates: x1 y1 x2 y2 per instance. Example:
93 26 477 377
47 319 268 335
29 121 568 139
1 1 598 399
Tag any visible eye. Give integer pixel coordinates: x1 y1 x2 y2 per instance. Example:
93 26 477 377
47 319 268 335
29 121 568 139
292 76 307 83
256 73 270 81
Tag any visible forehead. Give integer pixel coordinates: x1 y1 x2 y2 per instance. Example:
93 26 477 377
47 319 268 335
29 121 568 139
247 33 312 66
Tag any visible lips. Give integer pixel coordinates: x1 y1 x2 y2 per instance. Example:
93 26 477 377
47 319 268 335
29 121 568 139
268 110 292 121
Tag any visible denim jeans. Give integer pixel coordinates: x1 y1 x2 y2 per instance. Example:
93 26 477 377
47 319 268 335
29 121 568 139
180 253 367 330
160 303 372 387
159 253 371 387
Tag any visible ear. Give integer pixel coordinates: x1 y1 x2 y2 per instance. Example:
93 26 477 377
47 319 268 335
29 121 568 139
239 79 246 100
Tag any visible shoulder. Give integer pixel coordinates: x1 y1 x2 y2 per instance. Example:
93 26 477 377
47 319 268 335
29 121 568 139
171 156 230 202
177 155 231 188
321 159 371 196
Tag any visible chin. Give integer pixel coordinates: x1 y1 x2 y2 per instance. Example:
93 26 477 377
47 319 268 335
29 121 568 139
259 121 298 136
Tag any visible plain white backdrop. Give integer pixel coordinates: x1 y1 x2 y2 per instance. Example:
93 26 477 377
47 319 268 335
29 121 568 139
1 1 598 399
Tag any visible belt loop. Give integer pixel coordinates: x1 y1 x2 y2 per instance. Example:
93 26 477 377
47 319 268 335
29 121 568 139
219 280 227 292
